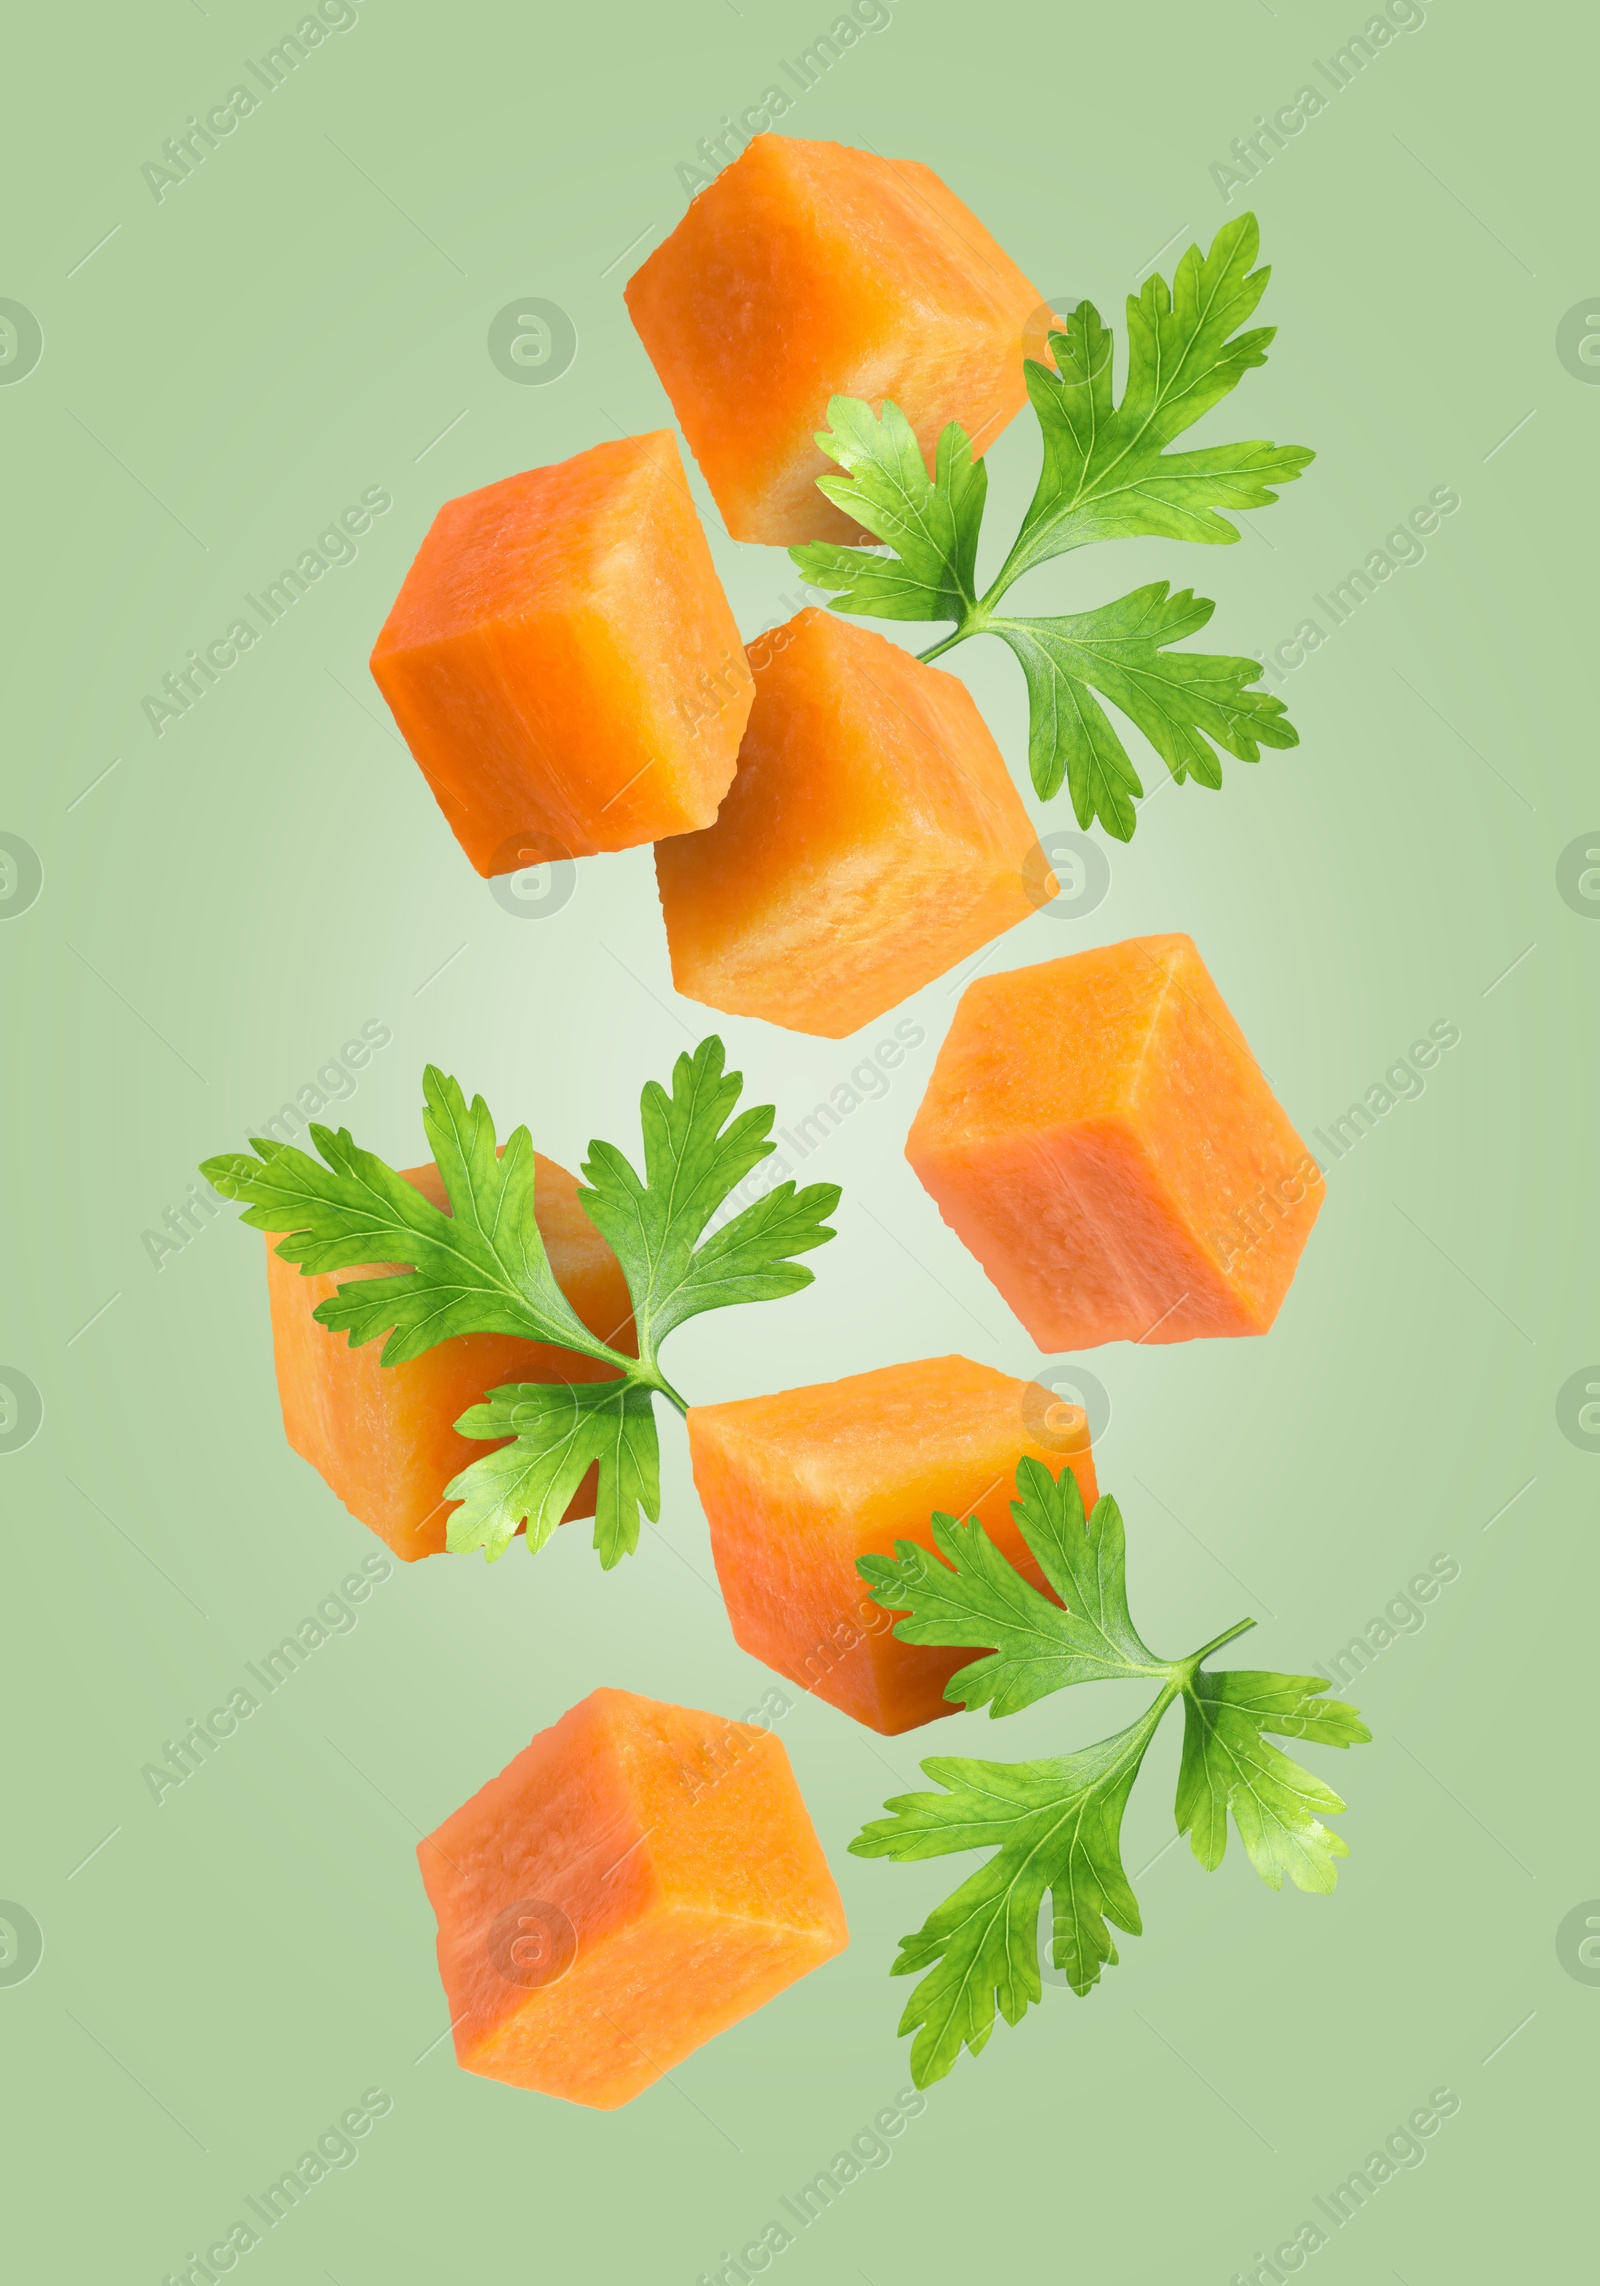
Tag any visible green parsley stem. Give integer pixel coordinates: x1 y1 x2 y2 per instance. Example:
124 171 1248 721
1182 1615 1258 1669
916 630 967 664
635 1363 690 1418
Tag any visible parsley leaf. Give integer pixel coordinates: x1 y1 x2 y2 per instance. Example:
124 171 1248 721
202 1037 839 1569
1176 1669 1366 1892
788 214 1309 844
992 582 1298 835
996 214 1312 583
791 398 987 623
577 1035 840 1358
202 1069 619 1370
857 1467 1159 1714
851 1458 1369 2084
852 1712 1160 2086
447 1380 660 1568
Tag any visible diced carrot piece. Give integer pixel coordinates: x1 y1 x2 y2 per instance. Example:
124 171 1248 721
687 1357 1098 1735
417 1686 847 2107
906 935 1324 1348
655 610 1051 1038
264 1155 634 1561
370 433 752 869
626 135 1048 543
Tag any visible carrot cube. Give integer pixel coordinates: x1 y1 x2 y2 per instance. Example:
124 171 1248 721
625 135 1048 543
264 1155 633 1562
370 433 752 869
655 610 1050 1038
417 1687 848 2107
687 1357 1098 1735
906 935 1324 1348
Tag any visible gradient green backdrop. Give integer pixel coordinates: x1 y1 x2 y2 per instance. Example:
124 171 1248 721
3 1 1593 2278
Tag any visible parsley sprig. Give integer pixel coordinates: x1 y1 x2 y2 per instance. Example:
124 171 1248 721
850 1459 1368 2087
201 1037 839 1569
792 214 1311 841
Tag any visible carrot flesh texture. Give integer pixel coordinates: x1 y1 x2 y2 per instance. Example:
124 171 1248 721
688 1357 1098 1736
264 1154 635 1561
370 432 751 867
655 611 1051 1039
417 1687 848 2107
906 934 1324 1348
625 135 1048 544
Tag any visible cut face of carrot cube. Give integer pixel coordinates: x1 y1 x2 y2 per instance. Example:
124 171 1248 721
625 135 1048 543
417 1687 848 2107
654 610 1051 1039
906 934 1324 1348
264 1155 634 1561
687 1357 1098 1735
370 433 752 869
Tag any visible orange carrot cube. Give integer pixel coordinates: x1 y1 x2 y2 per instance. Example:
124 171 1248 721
906 935 1324 1347
626 135 1048 543
655 610 1050 1038
688 1357 1098 1735
265 1155 633 1561
417 1687 848 2107
370 433 752 869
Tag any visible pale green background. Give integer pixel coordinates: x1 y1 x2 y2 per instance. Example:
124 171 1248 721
2 1 1593 2278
